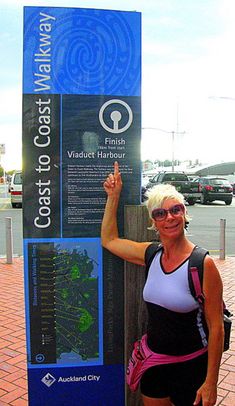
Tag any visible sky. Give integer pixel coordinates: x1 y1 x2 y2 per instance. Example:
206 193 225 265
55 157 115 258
1 0 235 171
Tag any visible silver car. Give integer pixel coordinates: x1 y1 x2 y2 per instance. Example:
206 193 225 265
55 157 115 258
10 171 22 208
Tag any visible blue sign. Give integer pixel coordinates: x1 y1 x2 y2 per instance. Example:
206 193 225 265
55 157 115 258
23 6 141 405
23 7 141 96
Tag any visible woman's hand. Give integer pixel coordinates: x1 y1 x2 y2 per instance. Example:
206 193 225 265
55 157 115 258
193 381 217 406
103 161 122 197
101 160 150 264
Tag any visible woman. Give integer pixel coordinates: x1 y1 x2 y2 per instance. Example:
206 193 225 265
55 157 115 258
101 162 224 406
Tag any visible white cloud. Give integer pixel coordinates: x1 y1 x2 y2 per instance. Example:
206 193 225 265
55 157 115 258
0 86 22 171
0 87 22 119
1 0 235 167
0 122 22 171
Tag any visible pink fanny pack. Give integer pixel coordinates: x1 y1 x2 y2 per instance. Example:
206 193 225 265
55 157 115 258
126 334 208 392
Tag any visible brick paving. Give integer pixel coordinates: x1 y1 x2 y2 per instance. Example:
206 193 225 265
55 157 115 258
0 258 27 406
0 256 234 406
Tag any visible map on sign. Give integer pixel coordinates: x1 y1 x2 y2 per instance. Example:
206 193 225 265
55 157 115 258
54 241 102 364
27 239 103 366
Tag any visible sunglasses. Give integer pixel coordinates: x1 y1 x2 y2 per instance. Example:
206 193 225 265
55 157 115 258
152 204 185 221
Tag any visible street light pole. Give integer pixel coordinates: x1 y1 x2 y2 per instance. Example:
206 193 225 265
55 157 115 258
172 131 175 172
209 96 235 101
142 127 185 172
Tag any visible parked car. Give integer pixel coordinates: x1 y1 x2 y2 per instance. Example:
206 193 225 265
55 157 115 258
231 183 235 195
9 171 22 208
197 176 233 205
145 171 201 205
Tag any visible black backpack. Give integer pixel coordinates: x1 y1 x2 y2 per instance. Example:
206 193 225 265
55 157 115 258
144 243 232 351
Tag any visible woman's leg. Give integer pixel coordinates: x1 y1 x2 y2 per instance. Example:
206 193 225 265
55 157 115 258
142 394 174 406
140 364 172 405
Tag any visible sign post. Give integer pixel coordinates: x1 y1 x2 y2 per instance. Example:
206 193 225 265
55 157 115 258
0 143 5 155
23 6 141 405
0 143 7 196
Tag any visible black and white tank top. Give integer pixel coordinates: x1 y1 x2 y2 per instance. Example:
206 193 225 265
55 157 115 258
143 249 208 356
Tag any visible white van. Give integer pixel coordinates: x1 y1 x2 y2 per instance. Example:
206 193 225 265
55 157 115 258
10 171 22 208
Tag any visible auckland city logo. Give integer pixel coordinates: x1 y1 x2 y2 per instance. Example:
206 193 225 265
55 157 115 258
41 372 101 387
41 373 56 387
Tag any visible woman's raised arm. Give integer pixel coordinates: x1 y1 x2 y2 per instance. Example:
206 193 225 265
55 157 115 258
101 161 150 265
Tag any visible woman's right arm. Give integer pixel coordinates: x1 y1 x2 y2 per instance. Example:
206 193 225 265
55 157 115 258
101 161 150 265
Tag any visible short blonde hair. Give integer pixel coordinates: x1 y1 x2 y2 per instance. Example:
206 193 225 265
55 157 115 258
144 183 191 230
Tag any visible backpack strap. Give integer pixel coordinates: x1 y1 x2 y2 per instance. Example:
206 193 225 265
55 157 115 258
144 243 162 279
189 267 204 304
188 246 209 304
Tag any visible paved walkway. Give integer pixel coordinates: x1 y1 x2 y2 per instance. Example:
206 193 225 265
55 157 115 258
0 256 234 406
0 258 27 406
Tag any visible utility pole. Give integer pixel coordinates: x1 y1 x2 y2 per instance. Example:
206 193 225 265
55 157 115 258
172 131 175 172
142 128 185 172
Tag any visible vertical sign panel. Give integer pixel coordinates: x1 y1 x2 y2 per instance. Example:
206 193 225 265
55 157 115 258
23 6 141 405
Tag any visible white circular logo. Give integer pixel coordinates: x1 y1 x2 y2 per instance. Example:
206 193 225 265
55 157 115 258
99 99 133 134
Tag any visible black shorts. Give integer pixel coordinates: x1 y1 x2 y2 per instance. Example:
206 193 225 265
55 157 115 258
140 352 208 406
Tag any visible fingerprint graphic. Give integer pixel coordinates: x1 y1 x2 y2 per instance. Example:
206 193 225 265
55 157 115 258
52 9 140 95
24 7 141 96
